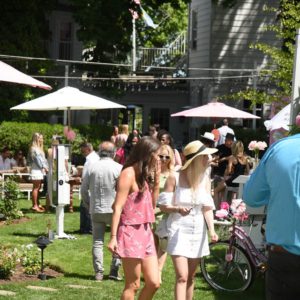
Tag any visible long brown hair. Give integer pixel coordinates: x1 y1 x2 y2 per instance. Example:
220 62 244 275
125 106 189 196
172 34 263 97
123 136 161 190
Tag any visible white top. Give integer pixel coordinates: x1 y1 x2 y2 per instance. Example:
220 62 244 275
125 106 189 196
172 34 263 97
162 176 215 258
217 125 235 145
0 156 12 170
82 151 99 177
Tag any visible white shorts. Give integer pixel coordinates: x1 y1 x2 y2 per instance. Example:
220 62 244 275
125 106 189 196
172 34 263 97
31 169 44 180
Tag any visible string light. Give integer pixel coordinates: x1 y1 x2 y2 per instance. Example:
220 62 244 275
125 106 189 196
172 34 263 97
0 54 269 93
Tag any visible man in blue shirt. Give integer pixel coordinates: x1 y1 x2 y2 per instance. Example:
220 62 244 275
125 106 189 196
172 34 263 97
243 134 300 300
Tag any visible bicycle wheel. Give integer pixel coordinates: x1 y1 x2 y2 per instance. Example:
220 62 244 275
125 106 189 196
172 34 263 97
200 242 255 292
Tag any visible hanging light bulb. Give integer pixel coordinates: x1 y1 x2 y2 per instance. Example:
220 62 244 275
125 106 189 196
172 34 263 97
118 83 121 90
138 85 141 92
131 85 135 92
146 84 149 91
155 82 159 89
98 81 102 87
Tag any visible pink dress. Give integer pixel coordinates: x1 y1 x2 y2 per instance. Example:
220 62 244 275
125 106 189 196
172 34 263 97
117 183 156 259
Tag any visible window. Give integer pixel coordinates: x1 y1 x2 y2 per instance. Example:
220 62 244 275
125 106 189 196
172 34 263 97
191 10 197 50
59 22 72 59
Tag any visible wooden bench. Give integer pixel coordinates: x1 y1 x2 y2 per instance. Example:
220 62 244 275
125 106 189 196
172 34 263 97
1 172 42 201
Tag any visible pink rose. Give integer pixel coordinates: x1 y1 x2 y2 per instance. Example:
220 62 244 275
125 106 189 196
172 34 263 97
248 140 258 151
215 209 229 219
256 141 267 151
220 201 230 211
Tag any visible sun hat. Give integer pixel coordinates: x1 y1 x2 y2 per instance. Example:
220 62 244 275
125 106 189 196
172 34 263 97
181 140 218 170
200 132 215 143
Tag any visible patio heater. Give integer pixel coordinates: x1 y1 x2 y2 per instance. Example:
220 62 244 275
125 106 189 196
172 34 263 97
51 144 75 239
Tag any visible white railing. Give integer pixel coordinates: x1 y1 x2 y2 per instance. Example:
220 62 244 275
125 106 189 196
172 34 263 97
137 32 187 71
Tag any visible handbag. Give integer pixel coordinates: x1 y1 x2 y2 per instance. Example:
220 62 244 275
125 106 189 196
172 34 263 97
155 217 168 238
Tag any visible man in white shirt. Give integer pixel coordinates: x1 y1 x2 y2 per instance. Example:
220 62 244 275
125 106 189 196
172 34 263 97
217 119 235 145
81 141 122 281
0 147 13 171
79 142 99 234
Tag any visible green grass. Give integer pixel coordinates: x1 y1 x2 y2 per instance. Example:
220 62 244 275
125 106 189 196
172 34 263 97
0 197 265 299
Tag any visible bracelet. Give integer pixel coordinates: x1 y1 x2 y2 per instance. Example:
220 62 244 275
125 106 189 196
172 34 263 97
111 234 117 237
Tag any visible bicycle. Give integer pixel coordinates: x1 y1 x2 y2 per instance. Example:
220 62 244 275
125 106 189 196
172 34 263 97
200 212 268 292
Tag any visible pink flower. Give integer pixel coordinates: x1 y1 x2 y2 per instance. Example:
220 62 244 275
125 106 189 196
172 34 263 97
220 201 230 211
296 115 300 127
256 141 267 151
248 140 258 151
66 130 76 141
215 209 229 219
63 126 76 141
248 140 267 152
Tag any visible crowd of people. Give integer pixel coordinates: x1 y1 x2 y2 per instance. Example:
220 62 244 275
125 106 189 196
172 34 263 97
79 123 227 299
1 117 298 300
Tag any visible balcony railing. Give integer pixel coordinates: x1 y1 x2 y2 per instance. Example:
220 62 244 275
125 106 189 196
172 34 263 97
137 32 187 72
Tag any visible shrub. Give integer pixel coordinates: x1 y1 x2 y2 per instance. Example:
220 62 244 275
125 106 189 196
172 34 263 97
0 121 64 157
0 178 23 221
20 244 41 275
0 245 18 279
76 124 112 148
0 121 113 156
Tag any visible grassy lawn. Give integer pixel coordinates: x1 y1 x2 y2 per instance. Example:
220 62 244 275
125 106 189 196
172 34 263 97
0 196 265 299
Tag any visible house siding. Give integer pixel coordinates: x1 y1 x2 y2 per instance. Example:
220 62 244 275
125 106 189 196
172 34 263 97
188 0 279 105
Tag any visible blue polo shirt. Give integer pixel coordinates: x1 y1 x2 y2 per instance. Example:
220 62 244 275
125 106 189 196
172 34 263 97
243 134 300 255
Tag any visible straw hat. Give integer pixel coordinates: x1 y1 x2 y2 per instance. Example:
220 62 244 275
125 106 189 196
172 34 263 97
181 140 218 170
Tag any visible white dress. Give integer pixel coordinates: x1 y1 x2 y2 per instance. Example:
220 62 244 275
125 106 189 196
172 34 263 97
162 177 215 258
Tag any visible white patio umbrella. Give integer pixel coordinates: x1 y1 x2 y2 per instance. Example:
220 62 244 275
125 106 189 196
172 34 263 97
10 86 126 127
264 104 290 131
0 60 52 90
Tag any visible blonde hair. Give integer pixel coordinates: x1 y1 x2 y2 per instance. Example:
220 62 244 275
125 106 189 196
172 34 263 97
119 124 129 135
184 155 207 191
30 132 41 150
159 144 175 171
29 132 45 157
232 140 244 157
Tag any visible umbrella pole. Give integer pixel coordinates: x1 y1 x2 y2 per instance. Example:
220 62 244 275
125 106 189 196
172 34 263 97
68 108 71 130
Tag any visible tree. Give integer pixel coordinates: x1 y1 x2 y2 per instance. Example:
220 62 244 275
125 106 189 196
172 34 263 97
0 0 55 122
225 0 300 109
70 0 189 65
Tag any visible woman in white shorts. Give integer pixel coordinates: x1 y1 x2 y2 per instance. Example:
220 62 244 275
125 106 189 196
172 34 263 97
29 133 48 212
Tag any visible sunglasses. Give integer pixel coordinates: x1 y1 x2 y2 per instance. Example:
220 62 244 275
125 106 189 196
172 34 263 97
159 155 170 160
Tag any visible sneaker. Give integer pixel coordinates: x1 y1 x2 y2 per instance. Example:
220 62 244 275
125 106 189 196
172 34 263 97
95 273 103 281
108 269 122 281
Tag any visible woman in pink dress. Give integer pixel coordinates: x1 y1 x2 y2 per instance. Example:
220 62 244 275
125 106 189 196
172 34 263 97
108 136 161 300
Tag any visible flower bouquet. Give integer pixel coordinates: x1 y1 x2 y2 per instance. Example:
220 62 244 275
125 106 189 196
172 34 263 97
248 140 267 170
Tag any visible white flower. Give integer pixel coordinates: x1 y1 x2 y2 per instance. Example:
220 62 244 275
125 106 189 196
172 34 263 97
26 244 33 250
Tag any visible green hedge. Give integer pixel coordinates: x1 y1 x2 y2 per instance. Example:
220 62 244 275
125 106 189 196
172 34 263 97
0 121 113 156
